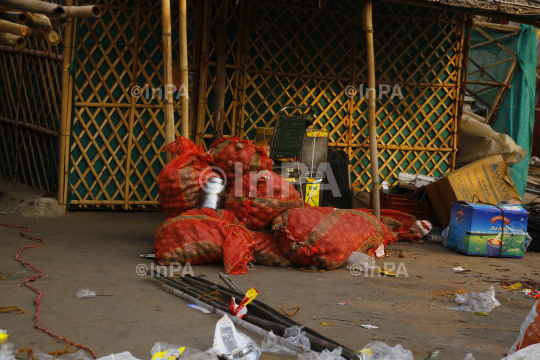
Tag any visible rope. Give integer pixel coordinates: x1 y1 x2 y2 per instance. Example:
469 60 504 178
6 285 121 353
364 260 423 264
48 337 84 359
279 305 300 317
0 306 25 314
17 348 36 360
197 290 222 303
0 223 97 359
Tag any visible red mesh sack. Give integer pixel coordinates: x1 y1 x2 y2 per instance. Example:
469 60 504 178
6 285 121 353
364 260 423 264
209 137 273 191
158 136 217 218
153 208 255 274
225 170 304 230
357 209 424 241
272 207 396 270
252 230 291 268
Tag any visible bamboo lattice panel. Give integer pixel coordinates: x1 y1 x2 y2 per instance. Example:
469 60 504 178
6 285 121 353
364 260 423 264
0 0 66 192
69 0 199 207
65 0 464 208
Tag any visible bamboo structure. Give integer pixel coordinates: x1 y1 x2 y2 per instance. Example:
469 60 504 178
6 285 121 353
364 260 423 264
63 5 101 18
1 0 473 210
29 27 60 45
0 19 29 35
25 12 51 27
179 0 189 138
0 11 27 23
162 0 174 162
0 32 25 47
0 0 66 17
363 0 379 219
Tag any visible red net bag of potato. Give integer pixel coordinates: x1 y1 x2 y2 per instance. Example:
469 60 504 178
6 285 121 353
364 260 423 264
154 208 255 274
357 209 430 241
225 170 304 230
272 207 396 270
252 230 291 268
158 136 217 219
209 137 273 191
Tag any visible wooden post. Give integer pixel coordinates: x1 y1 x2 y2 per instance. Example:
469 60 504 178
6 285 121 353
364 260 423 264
162 0 174 162
195 0 210 145
212 0 227 143
363 0 380 220
57 0 75 213
179 0 189 138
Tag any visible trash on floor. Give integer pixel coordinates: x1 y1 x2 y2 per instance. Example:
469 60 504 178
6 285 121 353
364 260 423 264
298 347 345 360
522 290 540 299
229 287 258 319
213 315 261 360
261 330 300 356
151 343 216 360
346 252 375 273
0 331 7 345
446 202 528 258
503 343 540 360
509 299 540 355
359 325 379 329
188 304 211 314
97 351 142 360
320 323 334 326
76 289 96 298
359 341 413 360
447 285 501 313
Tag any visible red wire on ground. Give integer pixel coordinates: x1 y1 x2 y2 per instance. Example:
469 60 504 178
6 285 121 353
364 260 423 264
1 223 97 359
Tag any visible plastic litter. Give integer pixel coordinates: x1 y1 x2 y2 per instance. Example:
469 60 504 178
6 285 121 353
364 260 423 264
151 343 217 360
442 227 449 247
97 352 142 360
213 315 261 360
76 289 96 298
509 299 540 355
359 342 413 360
462 355 475 360
346 252 375 273
188 304 211 314
504 343 540 360
0 330 7 345
359 325 378 329
297 347 345 360
447 285 500 313
261 330 300 356
283 326 310 351
0 343 15 360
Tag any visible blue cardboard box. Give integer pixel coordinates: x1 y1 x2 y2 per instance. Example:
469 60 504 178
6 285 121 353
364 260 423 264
447 202 528 258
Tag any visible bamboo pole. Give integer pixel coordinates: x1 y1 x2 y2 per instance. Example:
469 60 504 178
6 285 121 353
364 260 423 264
50 17 68 27
488 57 518 125
25 12 50 27
161 0 174 161
0 11 27 23
455 15 472 170
475 21 521 33
0 44 62 59
179 0 189 138
212 0 227 143
0 19 29 35
124 0 140 210
57 0 75 213
29 27 60 45
62 5 101 18
0 32 25 47
195 0 210 145
0 0 65 17
363 0 379 220
0 115 58 136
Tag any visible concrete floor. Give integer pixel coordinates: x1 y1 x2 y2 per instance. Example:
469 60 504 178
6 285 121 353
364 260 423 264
1 210 539 360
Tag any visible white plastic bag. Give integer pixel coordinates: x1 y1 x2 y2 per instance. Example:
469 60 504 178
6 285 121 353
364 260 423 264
283 326 310 351
297 347 345 360
359 342 413 360
213 315 261 360
448 285 501 313
504 343 540 360
76 289 96 298
261 331 300 356
441 227 449 247
346 252 375 273
0 343 16 360
97 352 142 360
57 350 93 360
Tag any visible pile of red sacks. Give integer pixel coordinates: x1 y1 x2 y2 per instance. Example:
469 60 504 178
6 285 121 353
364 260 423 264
155 136 429 274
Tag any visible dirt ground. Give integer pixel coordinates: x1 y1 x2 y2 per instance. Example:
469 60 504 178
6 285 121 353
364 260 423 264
1 210 539 360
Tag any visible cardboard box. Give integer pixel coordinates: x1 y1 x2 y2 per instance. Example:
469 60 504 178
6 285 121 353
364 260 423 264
426 155 522 228
447 202 528 258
